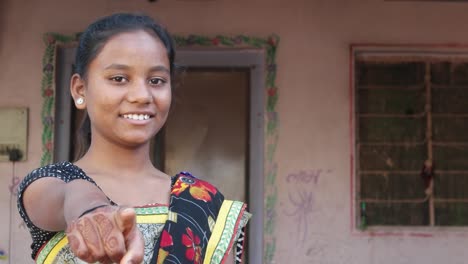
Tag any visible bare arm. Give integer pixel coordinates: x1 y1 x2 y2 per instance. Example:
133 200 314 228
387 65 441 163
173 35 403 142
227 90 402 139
22 177 109 231
22 177 144 263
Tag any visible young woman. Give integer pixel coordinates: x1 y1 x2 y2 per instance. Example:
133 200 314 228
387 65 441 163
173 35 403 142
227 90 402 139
17 13 250 264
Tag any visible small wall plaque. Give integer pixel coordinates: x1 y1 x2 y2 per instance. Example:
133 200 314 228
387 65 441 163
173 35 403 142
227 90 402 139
0 107 28 161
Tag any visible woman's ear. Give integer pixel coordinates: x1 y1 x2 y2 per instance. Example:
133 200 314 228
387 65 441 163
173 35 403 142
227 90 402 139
70 73 87 110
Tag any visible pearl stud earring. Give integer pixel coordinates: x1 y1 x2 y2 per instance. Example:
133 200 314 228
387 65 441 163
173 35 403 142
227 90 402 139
76 98 84 105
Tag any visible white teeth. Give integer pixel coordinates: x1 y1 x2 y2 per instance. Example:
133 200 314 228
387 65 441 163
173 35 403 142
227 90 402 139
123 114 150 120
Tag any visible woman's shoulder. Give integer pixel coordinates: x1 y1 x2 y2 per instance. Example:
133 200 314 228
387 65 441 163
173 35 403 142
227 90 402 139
172 171 221 197
171 171 248 212
21 161 95 188
28 161 79 175
173 171 218 188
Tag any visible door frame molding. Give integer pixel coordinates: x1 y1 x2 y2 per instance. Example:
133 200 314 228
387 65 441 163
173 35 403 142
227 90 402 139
176 49 265 264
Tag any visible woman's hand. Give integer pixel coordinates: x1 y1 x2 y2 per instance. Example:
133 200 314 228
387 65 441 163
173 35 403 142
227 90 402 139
66 206 144 264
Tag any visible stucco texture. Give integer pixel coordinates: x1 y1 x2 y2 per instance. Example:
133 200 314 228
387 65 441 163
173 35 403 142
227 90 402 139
2 0 468 263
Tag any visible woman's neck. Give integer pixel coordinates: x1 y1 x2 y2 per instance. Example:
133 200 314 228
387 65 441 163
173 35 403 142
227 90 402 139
77 138 156 178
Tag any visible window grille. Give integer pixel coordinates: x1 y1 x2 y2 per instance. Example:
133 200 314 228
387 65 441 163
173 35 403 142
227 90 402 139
355 51 468 227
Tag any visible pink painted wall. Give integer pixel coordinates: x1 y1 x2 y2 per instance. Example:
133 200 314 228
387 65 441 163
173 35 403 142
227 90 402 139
2 0 468 263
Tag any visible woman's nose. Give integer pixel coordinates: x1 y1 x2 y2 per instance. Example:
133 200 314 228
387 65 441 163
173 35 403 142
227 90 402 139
127 80 152 104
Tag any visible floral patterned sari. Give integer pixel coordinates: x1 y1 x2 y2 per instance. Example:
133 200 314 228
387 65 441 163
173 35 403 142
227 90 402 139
34 172 250 264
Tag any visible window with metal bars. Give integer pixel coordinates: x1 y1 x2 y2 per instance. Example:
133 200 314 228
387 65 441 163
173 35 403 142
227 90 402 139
355 52 468 227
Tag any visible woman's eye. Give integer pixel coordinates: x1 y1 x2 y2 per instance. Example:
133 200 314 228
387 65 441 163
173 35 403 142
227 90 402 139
110 76 127 83
149 78 166 85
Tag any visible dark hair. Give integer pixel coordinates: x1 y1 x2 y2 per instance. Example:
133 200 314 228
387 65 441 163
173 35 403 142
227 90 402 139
73 13 176 160
75 13 175 79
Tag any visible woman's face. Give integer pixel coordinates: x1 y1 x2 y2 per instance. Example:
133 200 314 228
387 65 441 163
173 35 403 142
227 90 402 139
79 30 171 148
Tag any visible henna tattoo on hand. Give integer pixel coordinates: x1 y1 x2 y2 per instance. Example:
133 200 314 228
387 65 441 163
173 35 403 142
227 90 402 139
95 211 129 261
67 234 80 250
107 237 118 249
93 214 113 238
66 221 75 233
78 217 101 251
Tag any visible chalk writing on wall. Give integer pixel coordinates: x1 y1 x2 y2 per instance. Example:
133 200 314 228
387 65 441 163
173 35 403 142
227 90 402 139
284 169 332 243
286 169 327 184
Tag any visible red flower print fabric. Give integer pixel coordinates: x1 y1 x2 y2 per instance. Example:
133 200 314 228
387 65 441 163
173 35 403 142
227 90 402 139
182 227 202 264
172 175 218 202
152 172 225 264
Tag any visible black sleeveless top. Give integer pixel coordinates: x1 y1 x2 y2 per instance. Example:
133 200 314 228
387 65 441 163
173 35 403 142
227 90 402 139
17 162 103 259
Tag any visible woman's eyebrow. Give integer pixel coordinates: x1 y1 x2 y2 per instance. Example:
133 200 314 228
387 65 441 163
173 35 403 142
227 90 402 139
103 64 169 74
104 63 130 70
148 65 170 74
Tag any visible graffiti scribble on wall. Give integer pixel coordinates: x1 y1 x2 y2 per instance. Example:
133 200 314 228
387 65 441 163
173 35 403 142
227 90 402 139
284 169 332 244
285 189 315 242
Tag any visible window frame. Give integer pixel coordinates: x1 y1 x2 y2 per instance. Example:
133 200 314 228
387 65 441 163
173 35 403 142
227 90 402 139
350 44 468 234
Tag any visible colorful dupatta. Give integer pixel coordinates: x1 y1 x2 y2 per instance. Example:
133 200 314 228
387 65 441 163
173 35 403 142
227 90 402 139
151 172 248 264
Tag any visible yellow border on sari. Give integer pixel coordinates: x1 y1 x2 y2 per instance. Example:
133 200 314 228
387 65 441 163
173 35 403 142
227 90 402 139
204 200 245 264
36 206 168 264
43 235 68 264
136 214 167 224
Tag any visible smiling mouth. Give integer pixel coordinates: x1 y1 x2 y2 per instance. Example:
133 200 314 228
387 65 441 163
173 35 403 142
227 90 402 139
122 114 153 121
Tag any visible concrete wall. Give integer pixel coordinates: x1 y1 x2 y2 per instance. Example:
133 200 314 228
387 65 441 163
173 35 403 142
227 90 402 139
2 0 468 263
